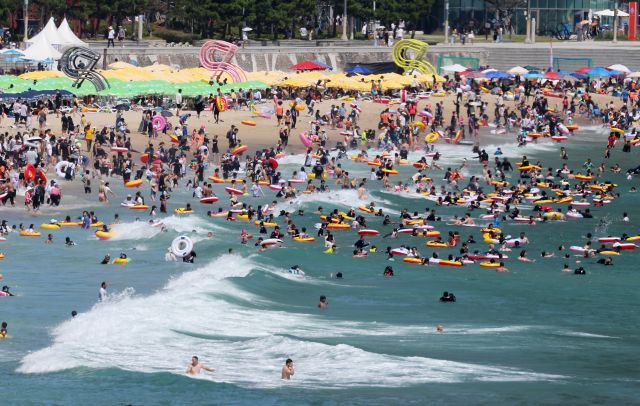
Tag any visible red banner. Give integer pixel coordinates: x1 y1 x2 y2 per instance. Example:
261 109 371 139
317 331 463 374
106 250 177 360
630 2 638 40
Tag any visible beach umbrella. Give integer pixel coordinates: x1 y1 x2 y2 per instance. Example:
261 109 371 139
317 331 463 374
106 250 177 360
575 66 592 73
594 9 629 17
289 61 327 71
440 64 468 73
587 67 619 77
524 72 544 79
508 66 529 75
627 71 640 78
607 64 631 73
346 65 372 74
485 71 513 79
314 60 333 70
464 70 486 79
545 71 560 79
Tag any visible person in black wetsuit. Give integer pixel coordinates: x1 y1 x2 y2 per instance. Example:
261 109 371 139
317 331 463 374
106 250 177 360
439 291 456 302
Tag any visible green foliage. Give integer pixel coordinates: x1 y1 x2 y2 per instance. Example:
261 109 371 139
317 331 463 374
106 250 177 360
19 0 435 40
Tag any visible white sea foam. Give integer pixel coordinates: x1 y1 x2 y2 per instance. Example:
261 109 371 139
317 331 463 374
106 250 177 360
18 255 561 387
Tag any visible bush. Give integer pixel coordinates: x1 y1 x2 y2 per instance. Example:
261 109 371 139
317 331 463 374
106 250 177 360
153 26 200 44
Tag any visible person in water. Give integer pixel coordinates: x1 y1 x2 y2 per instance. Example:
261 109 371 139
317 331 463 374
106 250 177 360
98 282 108 302
71 310 78 318
1 286 14 296
101 254 111 264
186 356 214 375
281 358 294 380
65 237 76 246
318 295 328 309
0 321 7 338
45 234 53 244
383 266 394 277
574 267 586 275
183 249 196 263
440 291 456 302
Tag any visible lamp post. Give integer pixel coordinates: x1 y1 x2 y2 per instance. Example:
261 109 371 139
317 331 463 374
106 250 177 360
525 0 531 42
341 0 348 40
444 0 449 43
23 0 28 41
613 1 619 43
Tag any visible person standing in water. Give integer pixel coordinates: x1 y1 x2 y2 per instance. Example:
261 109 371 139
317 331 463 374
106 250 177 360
98 281 107 302
186 356 214 375
281 358 295 380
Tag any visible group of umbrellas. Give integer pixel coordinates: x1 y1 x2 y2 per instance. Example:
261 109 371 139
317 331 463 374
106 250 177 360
440 63 640 81
0 64 270 98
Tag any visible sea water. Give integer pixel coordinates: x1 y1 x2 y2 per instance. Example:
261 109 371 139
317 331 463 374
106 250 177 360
1 129 639 405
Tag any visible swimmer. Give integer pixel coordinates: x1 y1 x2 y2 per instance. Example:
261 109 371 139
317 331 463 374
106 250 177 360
496 262 509 273
45 234 53 244
383 266 394 277
281 358 294 380
65 237 76 246
71 310 77 318
207 231 214 239
318 295 328 309
436 325 444 333
0 321 7 338
1 285 14 296
439 291 456 302
186 356 215 375
100 254 111 264
165 248 177 262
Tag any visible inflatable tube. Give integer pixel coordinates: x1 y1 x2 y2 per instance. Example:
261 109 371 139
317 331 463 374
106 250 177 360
24 163 36 182
129 204 149 210
426 241 448 248
231 145 249 156
551 135 568 142
557 123 569 134
599 250 620 255
480 262 500 267
55 161 70 178
151 115 166 131
260 238 283 247
225 187 244 195
390 248 409 256
269 184 283 191
19 231 41 237
293 236 316 242
125 179 143 188
612 242 637 250
358 229 379 236
111 146 128 153
208 176 225 183
381 168 398 175
566 212 583 219
566 124 579 131
299 131 313 148
209 211 229 218
403 257 424 264
610 127 624 134
199 197 219 204
327 223 351 230
95 230 113 240
625 236 640 241
438 260 462 267
574 174 593 181
171 235 193 258
175 208 194 214
89 222 105 228
59 221 80 226
598 237 621 243
570 246 587 253
113 258 130 264
241 120 256 126
425 132 439 143
254 221 278 227
216 96 228 112
40 223 60 230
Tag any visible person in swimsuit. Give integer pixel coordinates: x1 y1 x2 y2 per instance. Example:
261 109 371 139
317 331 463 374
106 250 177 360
186 356 214 375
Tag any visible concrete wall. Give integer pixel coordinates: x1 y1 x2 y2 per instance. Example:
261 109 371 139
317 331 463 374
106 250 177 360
94 42 640 72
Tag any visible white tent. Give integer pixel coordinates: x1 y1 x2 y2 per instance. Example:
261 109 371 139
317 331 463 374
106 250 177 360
26 17 64 48
440 64 468 73
57 17 87 47
594 9 630 17
23 33 62 61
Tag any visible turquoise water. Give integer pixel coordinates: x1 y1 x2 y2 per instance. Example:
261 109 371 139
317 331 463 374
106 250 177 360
1 127 639 404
